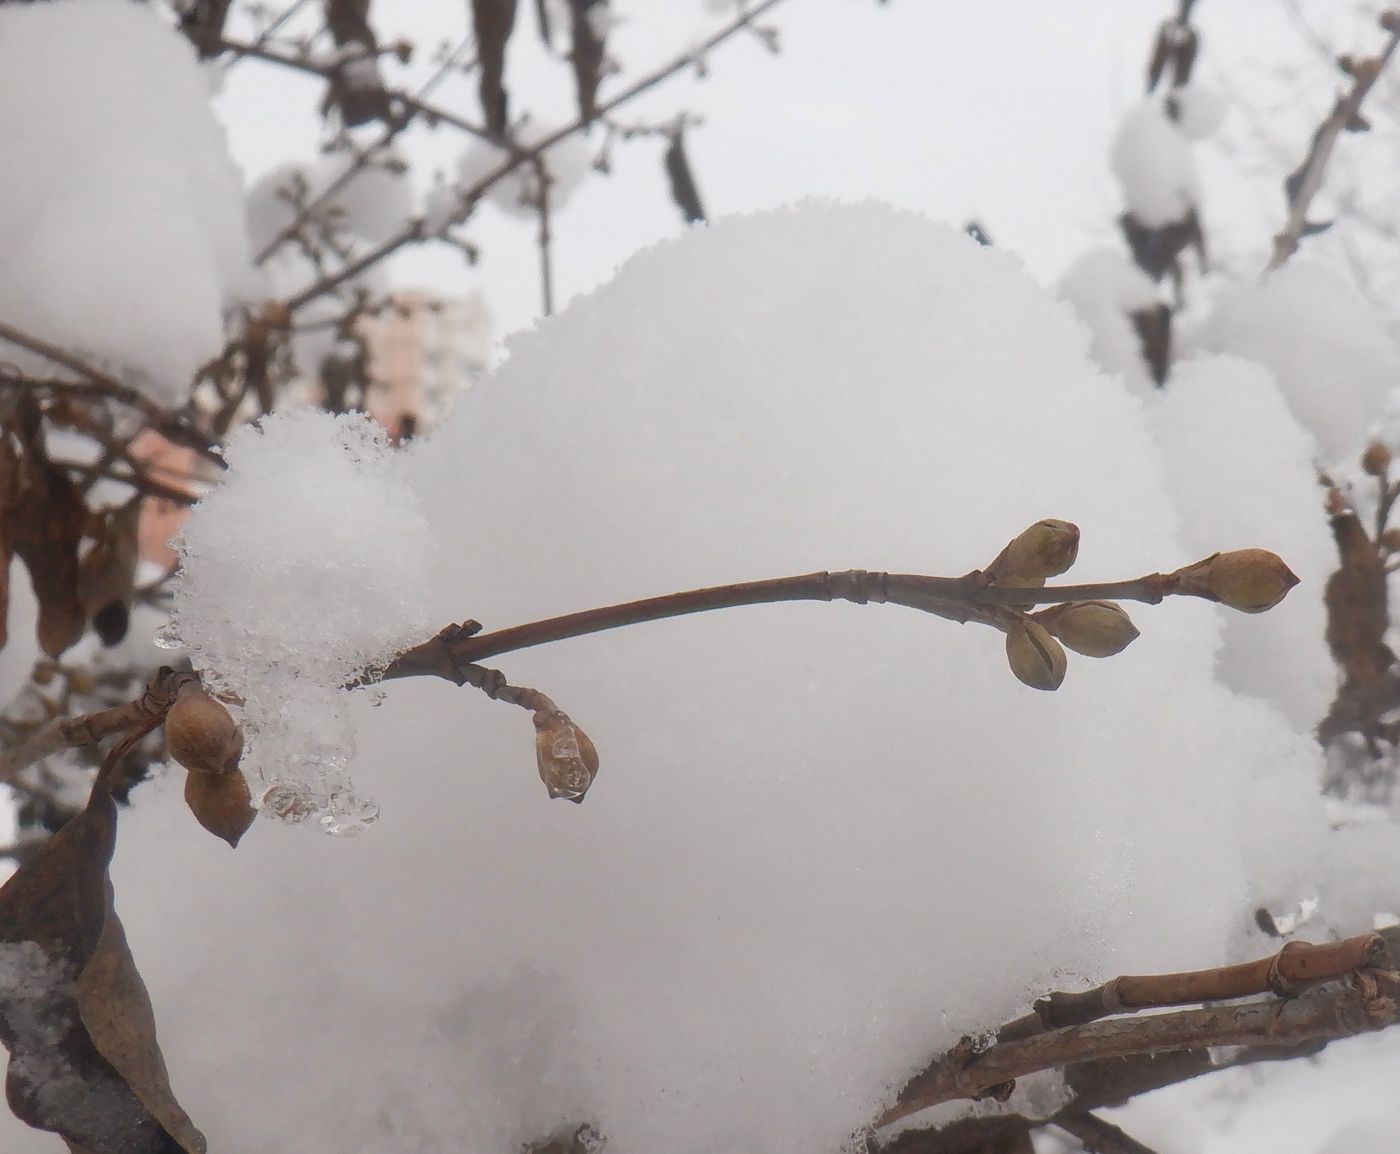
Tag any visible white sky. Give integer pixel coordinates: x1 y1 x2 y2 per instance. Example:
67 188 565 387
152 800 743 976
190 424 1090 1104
214 1 1385 343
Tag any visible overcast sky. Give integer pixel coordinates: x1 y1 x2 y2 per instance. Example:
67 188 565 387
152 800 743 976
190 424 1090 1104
214 1 1383 343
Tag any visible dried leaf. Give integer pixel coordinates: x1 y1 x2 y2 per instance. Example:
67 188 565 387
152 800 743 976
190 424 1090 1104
1128 302 1172 386
663 130 705 224
323 0 390 127
183 770 256 848
78 497 142 647
0 766 205 1151
5 404 88 658
472 0 519 139
177 0 233 59
533 0 553 47
568 0 607 123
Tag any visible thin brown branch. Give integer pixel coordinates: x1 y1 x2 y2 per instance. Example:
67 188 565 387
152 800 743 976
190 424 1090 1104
0 667 192 785
536 157 555 317
379 558 1227 683
1269 20 1400 268
0 357 224 467
285 0 792 315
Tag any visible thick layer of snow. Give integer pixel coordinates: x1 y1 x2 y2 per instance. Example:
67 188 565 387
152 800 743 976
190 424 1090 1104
0 204 1354 1154
1204 261 1400 465
0 0 251 402
1149 356 1335 731
1111 101 1197 227
1057 248 1162 398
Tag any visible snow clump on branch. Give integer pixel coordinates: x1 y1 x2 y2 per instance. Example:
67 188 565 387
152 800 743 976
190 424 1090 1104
0 0 251 400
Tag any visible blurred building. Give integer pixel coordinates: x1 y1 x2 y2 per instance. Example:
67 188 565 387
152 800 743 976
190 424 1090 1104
363 290 491 437
137 290 491 565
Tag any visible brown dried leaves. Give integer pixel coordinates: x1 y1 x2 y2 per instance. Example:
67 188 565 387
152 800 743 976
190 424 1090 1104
0 745 205 1153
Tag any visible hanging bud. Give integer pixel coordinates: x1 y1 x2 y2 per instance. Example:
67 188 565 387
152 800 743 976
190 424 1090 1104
534 709 600 803
1035 600 1140 657
1361 441 1392 476
1004 620 1068 691
164 687 244 774
184 768 256 848
1382 10 1400 33
1174 549 1300 613
987 519 1080 581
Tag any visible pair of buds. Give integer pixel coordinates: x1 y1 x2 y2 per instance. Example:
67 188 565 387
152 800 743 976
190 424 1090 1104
164 686 256 846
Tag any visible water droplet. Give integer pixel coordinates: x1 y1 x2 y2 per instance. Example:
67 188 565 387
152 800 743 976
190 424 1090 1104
319 791 380 836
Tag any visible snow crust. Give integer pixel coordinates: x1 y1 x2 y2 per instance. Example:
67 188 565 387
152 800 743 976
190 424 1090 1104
0 0 251 401
1205 260 1400 464
1 203 1348 1154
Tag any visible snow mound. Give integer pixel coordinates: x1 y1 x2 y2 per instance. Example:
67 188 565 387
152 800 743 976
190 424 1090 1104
0 0 251 401
18 202 1339 1154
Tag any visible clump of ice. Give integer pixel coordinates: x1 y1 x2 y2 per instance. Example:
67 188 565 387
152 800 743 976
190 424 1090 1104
1111 101 1198 227
1 203 1347 1154
171 409 432 831
0 0 251 402
1204 260 1400 464
1058 247 1163 398
457 121 594 219
1148 356 1335 731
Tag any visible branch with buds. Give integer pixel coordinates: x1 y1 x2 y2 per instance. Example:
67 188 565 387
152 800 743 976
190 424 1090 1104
379 519 1299 801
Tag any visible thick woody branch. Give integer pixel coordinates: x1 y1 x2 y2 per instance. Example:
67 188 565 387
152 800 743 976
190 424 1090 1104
876 930 1400 1137
0 667 193 785
875 972 1398 1129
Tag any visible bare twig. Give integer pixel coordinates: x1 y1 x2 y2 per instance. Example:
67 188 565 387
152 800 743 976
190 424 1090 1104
1269 18 1400 268
0 667 192 785
535 156 555 316
285 0 792 315
380 553 1267 682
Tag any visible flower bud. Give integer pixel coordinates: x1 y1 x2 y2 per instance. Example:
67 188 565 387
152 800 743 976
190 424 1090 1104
1380 528 1400 553
1383 10 1400 33
1175 549 1299 613
165 688 244 774
184 768 256 848
988 519 1080 581
1004 620 1068 691
534 710 600 803
1352 56 1383 84
1035 600 1140 658
1362 441 1392 476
